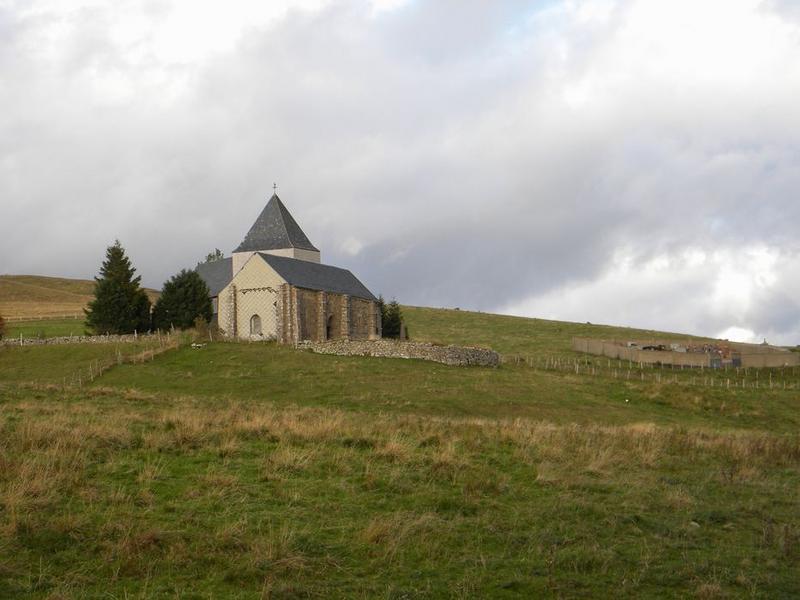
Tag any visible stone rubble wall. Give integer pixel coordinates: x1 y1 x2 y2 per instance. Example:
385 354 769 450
2 334 501 368
1 333 165 347
298 339 500 367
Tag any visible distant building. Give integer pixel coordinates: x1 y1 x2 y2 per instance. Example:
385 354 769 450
197 193 380 342
572 337 800 368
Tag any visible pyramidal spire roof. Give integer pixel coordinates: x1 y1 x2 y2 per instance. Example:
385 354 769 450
234 194 319 253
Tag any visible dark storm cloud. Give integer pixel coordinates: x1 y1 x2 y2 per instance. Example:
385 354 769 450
1 0 799 343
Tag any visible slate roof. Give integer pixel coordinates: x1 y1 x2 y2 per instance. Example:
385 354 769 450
196 253 377 302
258 253 377 301
234 194 319 253
196 257 233 297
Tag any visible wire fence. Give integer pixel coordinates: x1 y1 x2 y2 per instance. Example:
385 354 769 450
505 353 800 392
64 332 183 390
3 314 84 322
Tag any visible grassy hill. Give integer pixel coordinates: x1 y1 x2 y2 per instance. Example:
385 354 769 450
402 306 714 357
0 299 798 597
0 275 95 319
0 275 159 324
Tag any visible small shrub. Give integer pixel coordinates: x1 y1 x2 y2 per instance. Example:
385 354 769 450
194 316 209 340
0 314 5 339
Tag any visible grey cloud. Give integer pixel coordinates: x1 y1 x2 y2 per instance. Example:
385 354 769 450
748 290 800 338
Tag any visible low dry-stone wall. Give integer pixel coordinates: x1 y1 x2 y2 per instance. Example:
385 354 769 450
1 334 158 347
298 339 500 367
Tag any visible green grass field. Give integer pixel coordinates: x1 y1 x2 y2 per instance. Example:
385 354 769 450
0 309 798 598
401 306 710 357
4 317 87 340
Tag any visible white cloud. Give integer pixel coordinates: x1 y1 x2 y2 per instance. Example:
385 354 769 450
717 326 759 344
9 0 331 63
500 246 800 345
369 0 411 16
339 236 364 256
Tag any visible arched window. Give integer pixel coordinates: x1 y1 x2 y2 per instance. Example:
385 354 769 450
250 314 262 336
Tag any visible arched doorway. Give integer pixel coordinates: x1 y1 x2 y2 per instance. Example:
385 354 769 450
250 314 262 336
326 314 335 340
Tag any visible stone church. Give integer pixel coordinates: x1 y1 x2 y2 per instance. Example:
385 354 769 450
197 193 381 343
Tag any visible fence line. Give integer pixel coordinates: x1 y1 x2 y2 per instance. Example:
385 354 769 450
65 333 181 390
3 314 83 322
505 354 800 393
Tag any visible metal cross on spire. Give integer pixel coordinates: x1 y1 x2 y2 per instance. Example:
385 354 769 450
273 182 277 194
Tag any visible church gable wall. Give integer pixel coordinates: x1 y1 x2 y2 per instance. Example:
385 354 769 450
219 255 286 339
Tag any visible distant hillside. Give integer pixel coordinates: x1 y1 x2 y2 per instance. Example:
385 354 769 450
0 275 158 320
0 275 745 350
402 306 714 357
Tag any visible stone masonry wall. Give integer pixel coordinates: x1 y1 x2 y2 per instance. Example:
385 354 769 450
325 293 345 340
349 297 374 340
297 287 321 341
272 285 377 344
298 339 500 367
1 333 164 347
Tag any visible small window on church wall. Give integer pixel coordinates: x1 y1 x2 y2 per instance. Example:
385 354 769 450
250 314 262 336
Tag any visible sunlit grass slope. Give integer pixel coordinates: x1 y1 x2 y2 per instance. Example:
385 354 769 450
0 275 94 319
90 342 800 432
402 306 712 357
0 275 158 321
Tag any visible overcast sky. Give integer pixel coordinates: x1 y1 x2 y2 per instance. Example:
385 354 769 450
1 0 799 344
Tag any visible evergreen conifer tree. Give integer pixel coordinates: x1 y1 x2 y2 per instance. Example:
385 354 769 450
0 314 5 340
381 298 403 338
152 269 213 330
376 295 386 327
85 241 152 334
200 248 224 264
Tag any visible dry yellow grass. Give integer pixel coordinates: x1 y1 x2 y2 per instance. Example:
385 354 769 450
263 444 318 476
0 276 93 318
360 511 444 560
1 398 795 468
0 275 159 319
2 398 796 520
